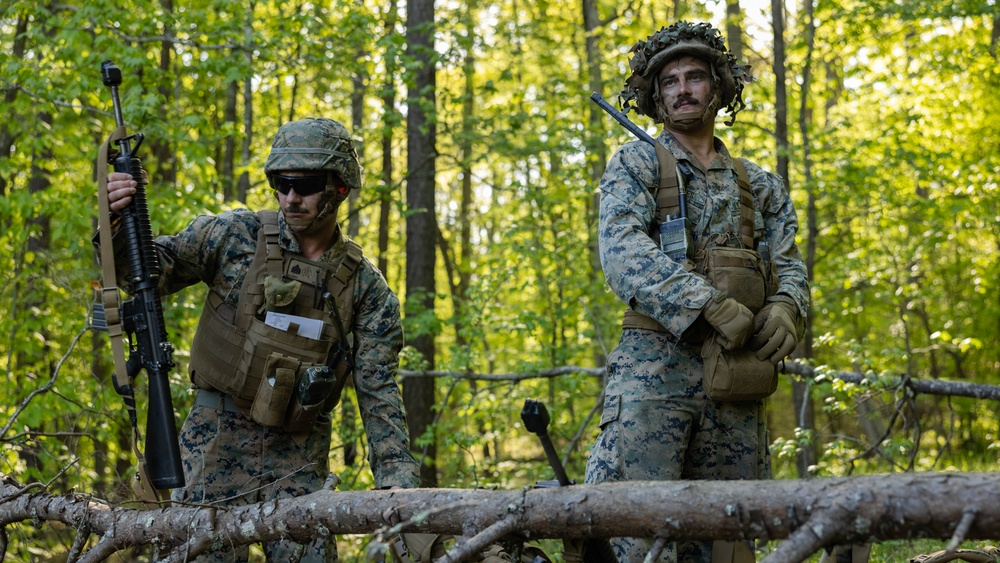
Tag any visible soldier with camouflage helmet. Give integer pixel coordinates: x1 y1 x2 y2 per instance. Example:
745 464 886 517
102 117 419 561
585 22 809 562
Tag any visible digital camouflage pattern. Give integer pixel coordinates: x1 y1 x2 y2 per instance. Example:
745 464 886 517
622 21 752 126
585 132 809 563
264 117 363 192
174 406 337 561
112 208 418 560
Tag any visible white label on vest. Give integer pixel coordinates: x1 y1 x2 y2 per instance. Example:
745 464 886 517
264 311 324 340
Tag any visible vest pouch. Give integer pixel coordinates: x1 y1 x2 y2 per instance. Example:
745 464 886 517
679 247 769 346
236 315 332 404
702 246 768 314
189 295 249 397
250 353 298 427
701 334 777 401
283 364 333 434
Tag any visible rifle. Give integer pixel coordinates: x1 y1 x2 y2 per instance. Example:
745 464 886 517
521 399 618 563
95 60 184 491
590 92 690 263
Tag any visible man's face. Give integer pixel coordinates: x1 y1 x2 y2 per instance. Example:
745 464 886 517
272 170 331 233
657 55 714 126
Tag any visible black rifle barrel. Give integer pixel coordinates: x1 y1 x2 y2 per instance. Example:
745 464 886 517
102 60 184 490
590 91 688 224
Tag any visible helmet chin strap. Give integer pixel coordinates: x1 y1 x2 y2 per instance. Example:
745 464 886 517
662 87 723 133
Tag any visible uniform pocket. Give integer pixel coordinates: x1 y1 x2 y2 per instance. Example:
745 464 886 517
599 394 620 429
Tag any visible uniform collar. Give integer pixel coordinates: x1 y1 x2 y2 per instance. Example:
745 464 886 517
658 132 736 175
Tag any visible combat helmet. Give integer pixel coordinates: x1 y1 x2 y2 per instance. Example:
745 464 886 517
265 117 363 195
621 21 751 126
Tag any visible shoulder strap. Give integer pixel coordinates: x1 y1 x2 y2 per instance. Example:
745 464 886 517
653 142 681 222
330 239 363 332
258 209 283 279
732 158 755 249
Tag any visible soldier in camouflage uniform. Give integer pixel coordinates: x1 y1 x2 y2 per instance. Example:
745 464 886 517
103 118 419 561
584 22 810 562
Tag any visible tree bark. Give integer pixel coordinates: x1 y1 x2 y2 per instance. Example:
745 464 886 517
3 472 998 563
770 0 789 182
405 0 439 487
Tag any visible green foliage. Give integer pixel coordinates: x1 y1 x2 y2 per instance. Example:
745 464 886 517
2 0 999 559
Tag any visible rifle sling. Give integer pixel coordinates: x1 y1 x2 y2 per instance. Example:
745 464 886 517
97 126 164 504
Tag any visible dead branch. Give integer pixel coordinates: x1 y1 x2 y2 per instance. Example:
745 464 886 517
399 362 1000 402
2 472 999 562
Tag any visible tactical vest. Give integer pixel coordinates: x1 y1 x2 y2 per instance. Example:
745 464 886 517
188 210 361 429
622 144 776 338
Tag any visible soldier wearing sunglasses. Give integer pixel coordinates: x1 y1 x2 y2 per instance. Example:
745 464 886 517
102 117 418 561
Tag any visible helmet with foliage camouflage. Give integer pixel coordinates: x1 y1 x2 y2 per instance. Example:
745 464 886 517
621 21 752 126
264 117 363 193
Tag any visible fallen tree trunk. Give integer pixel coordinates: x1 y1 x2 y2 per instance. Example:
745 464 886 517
2 472 998 562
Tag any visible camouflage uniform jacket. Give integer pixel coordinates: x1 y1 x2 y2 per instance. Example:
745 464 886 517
108 207 419 489
599 132 809 341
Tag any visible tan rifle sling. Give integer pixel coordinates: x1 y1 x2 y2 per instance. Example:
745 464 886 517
622 147 756 334
96 126 168 504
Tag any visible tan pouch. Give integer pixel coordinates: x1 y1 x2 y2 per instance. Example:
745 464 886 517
235 315 332 403
282 364 333 433
702 246 768 314
701 334 777 401
682 246 769 345
250 353 298 427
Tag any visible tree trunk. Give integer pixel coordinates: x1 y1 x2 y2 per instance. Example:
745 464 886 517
793 0 819 479
0 14 28 198
236 2 254 203
404 0 439 487
3 472 998 563
221 79 238 201
378 0 398 277
148 0 176 186
770 0 789 182
725 0 744 64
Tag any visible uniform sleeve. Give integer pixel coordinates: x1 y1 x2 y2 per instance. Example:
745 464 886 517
599 142 719 338
350 263 420 489
94 210 254 297
153 209 257 298
745 162 810 318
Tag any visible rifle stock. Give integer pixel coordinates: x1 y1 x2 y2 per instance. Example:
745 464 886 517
101 60 184 490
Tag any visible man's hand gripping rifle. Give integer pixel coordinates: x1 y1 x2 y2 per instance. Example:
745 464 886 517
94 60 184 494
590 93 690 263
521 399 618 563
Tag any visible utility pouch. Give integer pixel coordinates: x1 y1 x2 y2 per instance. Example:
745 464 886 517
682 246 769 345
701 334 777 401
236 315 332 404
702 246 768 313
250 353 298 427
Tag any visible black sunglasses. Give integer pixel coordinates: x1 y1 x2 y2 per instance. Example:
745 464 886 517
269 174 328 196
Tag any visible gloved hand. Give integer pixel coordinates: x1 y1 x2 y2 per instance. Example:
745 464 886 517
749 301 799 364
701 294 755 350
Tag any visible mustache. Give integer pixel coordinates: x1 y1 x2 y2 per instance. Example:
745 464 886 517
284 206 310 214
674 97 700 109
